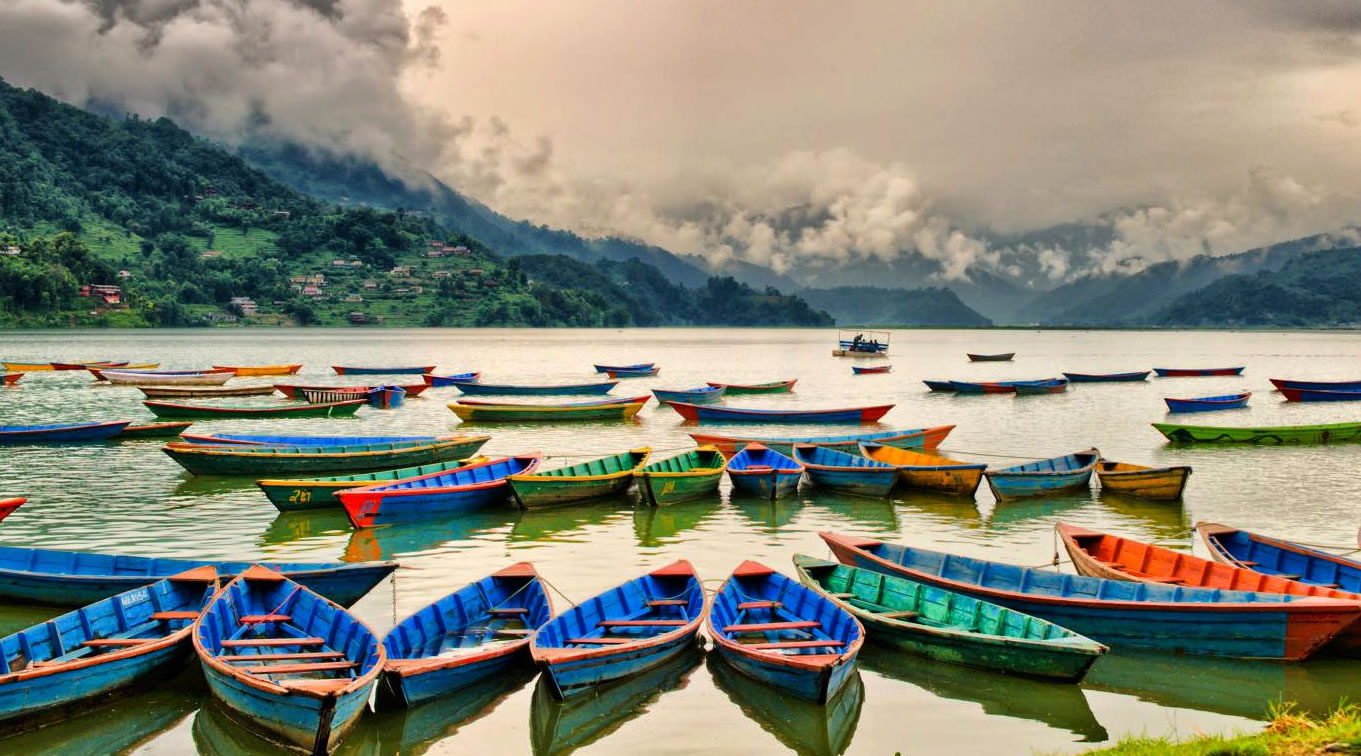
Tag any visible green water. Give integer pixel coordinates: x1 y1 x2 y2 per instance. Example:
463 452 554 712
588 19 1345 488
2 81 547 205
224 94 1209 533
2 327 1361 755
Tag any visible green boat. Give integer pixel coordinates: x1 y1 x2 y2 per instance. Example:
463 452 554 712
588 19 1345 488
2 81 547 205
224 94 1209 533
508 448 651 509
1152 420 1361 445
448 398 646 422
792 555 1106 682
705 379 796 395
256 444 492 510
162 436 488 476
143 399 365 419
634 446 726 507
114 421 193 439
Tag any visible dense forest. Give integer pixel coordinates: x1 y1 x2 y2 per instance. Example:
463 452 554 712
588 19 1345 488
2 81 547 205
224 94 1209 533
1155 247 1361 327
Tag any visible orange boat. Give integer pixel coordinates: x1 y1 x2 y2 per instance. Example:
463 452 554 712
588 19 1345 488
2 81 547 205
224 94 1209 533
212 364 303 376
1 374 22 387
0 498 24 523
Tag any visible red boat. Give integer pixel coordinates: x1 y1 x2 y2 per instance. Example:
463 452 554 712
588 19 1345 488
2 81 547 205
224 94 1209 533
852 365 892 375
1153 367 1245 377
275 383 429 399
667 402 893 424
50 361 126 371
1 374 21 387
0 498 25 523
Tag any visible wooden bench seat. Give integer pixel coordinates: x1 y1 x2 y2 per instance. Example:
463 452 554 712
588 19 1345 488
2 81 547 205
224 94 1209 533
597 620 686 627
877 610 918 620
150 611 200 621
749 639 844 650
737 601 781 610
565 637 634 645
724 621 819 633
220 651 343 662
828 592 855 599
81 638 155 647
247 661 356 675
221 637 324 648
490 608 528 615
494 628 533 636
647 600 687 607
240 614 291 624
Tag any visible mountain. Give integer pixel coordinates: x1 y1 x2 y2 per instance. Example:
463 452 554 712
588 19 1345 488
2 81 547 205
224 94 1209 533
798 286 991 326
1155 246 1361 327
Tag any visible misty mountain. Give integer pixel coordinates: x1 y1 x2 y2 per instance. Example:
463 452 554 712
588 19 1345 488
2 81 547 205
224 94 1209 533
1155 246 1361 327
798 287 991 327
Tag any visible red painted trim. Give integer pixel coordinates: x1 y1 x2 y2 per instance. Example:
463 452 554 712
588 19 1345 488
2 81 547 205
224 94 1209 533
145 400 363 415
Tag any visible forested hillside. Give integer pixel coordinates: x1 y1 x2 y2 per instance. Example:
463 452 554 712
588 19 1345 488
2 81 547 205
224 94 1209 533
1155 247 1361 327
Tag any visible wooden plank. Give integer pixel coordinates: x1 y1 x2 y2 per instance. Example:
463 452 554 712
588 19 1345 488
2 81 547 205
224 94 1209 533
150 611 200 621
494 629 532 636
737 601 782 610
81 638 155 647
723 621 820 633
220 651 343 662
566 637 634 644
878 610 918 620
647 600 687 607
221 637 324 648
749 639 845 649
828 592 855 598
490 608 528 615
245 661 357 674
240 614 292 623
597 620 687 627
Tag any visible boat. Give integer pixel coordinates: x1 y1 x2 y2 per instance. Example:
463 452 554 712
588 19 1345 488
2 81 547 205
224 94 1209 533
257 449 493 512
820 532 1361 660
1197 522 1361 593
143 399 364 419
705 379 797 394
193 565 382 754
1014 378 1069 395
1153 366 1245 377
708 560 862 703
211 364 303 376
179 433 440 446
507 449 650 509
450 380 617 396
651 385 725 404
1279 387 1361 402
605 366 660 378
49 361 128 371
948 380 1015 394
115 422 194 439
0 498 23 524
104 370 234 387
1094 460 1191 500
92 367 227 382
1164 391 1251 413
456 395 645 407
421 371 481 387
332 365 435 375
378 562 552 709
140 385 277 398
1269 378 1361 392
852 365 891 375
689 425 954 458
164 437 487 476
0 567 218 729
967 353 1014 362
726 444 803 499
277 383 429 399
635 446 726 507
1062 371 1151 383
530 560 705 698
1153 420 1361 445
923 380 956 392
667 402 894 424
793 555 1105 681
833 329 889 358
593 363 654 373
296 386 406 406
859 442 986 496
0 544 395 608
792 445 899 498
338 456 542 527
450 397 646 422
984 449 1098 501
0 421 132 444
1 373 22 386
1 362 55 372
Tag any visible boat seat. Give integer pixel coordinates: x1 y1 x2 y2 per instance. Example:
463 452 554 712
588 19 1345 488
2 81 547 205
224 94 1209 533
828 592 855 599
245 661 357 674
494 628 533 636
749 639 844 650
240 614 291 624
1113 564 1183 584
647 600 688 607
877 610 918 620
597 620 687 627
737 601 781 610
1238 561 1258 566
81 638 155 647
150 611 200 621
565 637 634 645
723 621 820 633
490 608 528 615
221 637 325 648
219 651 344 662
779 653 843 661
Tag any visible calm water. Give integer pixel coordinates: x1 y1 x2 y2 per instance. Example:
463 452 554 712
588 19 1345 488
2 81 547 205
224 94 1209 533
2 327 1361 755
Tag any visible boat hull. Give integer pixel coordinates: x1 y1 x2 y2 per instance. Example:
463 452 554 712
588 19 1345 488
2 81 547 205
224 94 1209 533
116 422 194 439
1280 387 1361 402
669 402 894 424
541 631 697 699
800 467 897 498
510 476 634 509
165 439 478 476
637 469 724 507
0 421 131 444
1 374 22 386
105 372 233 386
705 380 796 394
1095 464 1190 500
1154 421 1361 445
1062 371 1151 383
967 353 1014 362
145 400 364 419
450 402 643 422
728 469 801 498
140 385 276 398
452 381 616 396
342 482 514 526
381 647 529 709
332 366 434 375
690 426 953 458
713 642 854 704
1270 378 1361 392
986 467 1094 501
1153 367 1245 377
1164 393 1250 413
212 365 302 376
900 467 985 496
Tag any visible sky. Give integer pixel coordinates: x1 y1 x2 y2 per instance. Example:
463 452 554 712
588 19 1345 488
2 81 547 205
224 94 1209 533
1 0 1359 282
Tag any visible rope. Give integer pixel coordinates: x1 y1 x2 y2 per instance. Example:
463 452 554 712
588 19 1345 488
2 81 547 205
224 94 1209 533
537 574 576 607
390 567 398 626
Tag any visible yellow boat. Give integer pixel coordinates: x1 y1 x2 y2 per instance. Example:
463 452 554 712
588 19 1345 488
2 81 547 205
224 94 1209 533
212 364 303 376
2 362 54 371
1094 460 1191 501
859 442 987 496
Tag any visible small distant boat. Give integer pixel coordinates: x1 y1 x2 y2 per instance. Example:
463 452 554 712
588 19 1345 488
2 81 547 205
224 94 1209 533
140 385 277 399
726 444 803 499
859 442 986 496
984 449 1098 501
1014 378 1069 395
1094 460 1191 500
0 421 131 444
605 366 660 378
792 444 899 498
705 379 797 394
852 365 891 375
276 383 429 399
652 386 725 405
49 361 128 371
449 397 646 422
179 433 439 446
0 498 25 523
922 380 955 392
508 449 650 509
1 362 56 372
451 380 617 396
1063 371 1151 383
1197 522 1361 593
144 399 364 419
834 329 890 358
421 371 481 387
635 447 726 507
1279 387 1361 403
667 402 894 424
951 379 1059 394
164 437 486 476
709 560 862 703
379 563 552 709
257 447 492 512
1153 420 1361 445
339 456 542 527
1 373 23 386
104 370 234 386
689 425 954 458
92 367 226 382
296 386 404 405
594 363 654 373
332 365 435 375
115 422 194 439
1164 391 1251 413
211 364 303 376
967 353 1014 362
1269 378 1361 392
456 396 644 408
530 561 705 698
1152 366 1245 377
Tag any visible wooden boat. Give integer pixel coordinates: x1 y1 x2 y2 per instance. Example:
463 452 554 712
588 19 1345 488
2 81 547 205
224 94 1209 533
296 387 396 405
851 365 891 375
193 566 383 754
49 361 127 371
1197 522 1361 593
1062 371 1151 383
593 363 654 373
140 385 277 399
277 383 429 399
331 366 434 375
164 437 485 477
1279 387 1361 402
105 370 234 386
257 449 493 512
378 563 552 709
450 397 646 422
708 560 862 703
212 364 303 376
1094 460 1191 500
1269 378 1361 392
1014 378 1069 394
792 445 899 498
635 447 726 507
967 353 1014 362
2 362 55 372
0 568 218 729
834 330 890 358
508 449 650 509
859 442 986 496
706 651 863 756
651 385 725 404
1 373 23 386
338 456 542 527
92 367 225 382
705 379 797 394
451 380 617 396
949 380 1014 394
922 380 955 392
690 425 954 458
530 560 705 698
1153 366 1245 377
985 449 1098 501
115 422 194 439
144 399 364 419
793 555 1105 681
820 532 1361 660
605 366 660 378
0 421 131 444
179 433 439 446
1153 420 1361 445
1164 391 1251 413
0 498 23 524
726 444 803 499
456 395 646 407
667 401 893 424
421 371 481 387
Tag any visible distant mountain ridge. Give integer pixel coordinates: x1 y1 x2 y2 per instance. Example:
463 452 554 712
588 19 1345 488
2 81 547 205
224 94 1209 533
1155 246 1361 327
798 286 991 326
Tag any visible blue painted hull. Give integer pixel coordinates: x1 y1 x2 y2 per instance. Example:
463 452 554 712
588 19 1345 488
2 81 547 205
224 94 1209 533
201 659 374 753
180 433 437 446
715 646 855 703
336 367 429 375
1063 371 1150 383
689 407 873 423
923 380 955 392
652 388 723 404
594 364 653 373
347 485 511 526
986 467 1093 499
1165 398 1249 413
801 467 896 497
0 637 189 727
383 649 528 708
424 373 479 387
0 422 129 444
729 470 801 498
543 632 695 698
452 381 616 396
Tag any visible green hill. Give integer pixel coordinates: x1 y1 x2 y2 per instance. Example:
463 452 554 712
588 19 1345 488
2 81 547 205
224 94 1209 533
1155 247 1361 327
798 286 992 326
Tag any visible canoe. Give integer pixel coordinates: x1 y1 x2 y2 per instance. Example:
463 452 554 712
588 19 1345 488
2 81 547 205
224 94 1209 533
820 532 1361 660
449 398 646 422
859 442 986 496
967 353 1014 362
1014 378 1069 395
508 449 650 509
651 386 725 405
726 444 803 499
1 373 22 386
115 422 194 439
1062 371 1151 383
1094 460 1191 500
450 380 617 396
2 362 55 371
257 443 492 511
851 365 891 375
1279 387 1361 402
667 402 894 424
277 383 429 399
1153 420 1361 445
0 421 131 444
1164 392 1251 413
331 366 434 375
605 367 660 378
923 380 956 392
422 371 481 387
193 565 383 754
1153 366 1245 377
297 387 404 405
140 385 277 399
144 399 364 419
0 545 395 608
705 380 797 394
689 425 954 458
792 445 899 498
985 449 1098 501
793 555 1106 681
212 364 303 376
635 446 726 507
593 363 654 373
50 361 127 371
708 560 862 703
1197 522 1361 594
105 371 234 386
179 433 440 446
93 367 227 382
0 498 23 524
378 562 552 709
164 437 486 477
1269 378 1361 392
338 456 542 527
0 567 218 729
530 560 705 698
456 395 647 407
950 379 1058 394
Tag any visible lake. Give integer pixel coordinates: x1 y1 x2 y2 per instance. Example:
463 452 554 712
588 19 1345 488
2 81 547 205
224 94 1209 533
1 326 1360 755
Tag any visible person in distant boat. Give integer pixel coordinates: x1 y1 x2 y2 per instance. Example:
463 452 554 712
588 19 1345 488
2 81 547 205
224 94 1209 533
852 333 863 348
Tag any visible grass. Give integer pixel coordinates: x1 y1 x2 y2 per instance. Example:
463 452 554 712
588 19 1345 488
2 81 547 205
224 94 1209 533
1069 703 1361 756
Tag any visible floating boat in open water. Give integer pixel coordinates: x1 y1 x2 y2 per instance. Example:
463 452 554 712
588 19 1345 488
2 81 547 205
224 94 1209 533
1062 371 1151 383
705 379 797 394
115 422 194 439
984 449 1098 501
852 365 891 375
1153 366 1245 377
145 399 364 419
1270 378 1361 392
164 437 482 476
651 385 725 405
179 433 440 446
140 385 277 399
1014 378 1069 395
605 366 660 378
450 397 646 422
1164 392 1251 413
331 366 434 375
276 383 429 399
594 363 654 373
104 370 234 387
1094 460 1191 500
1 373 22 386
422 371 481 387
49 361 127 371
967 353 1015 362
859 442 986 496
726 444 803 499
792 445 898 498
508 449 649 509
336 456 541 527
257 443 492 511
1197 522 1361 593
1279 387 1361 402
0 498 23 524
635 447 726 506
0 421 131 444
212 364 303 376
1153 420 1361 445
923 380 956 392
667 402 893 424
689 425 953 459
450 380 617 396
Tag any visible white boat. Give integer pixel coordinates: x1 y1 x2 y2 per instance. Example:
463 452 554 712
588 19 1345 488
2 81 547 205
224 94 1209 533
103 370 234 386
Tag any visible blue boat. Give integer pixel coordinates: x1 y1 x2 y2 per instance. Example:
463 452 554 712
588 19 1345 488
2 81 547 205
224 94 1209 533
0 421 131 444
594 363 654 373
333 365 433 375
0 545 396 608
708 560 863 703
423 371 481 387
984 449 1098 501
530 560 705 698
451 380 618 396
604 366 661 378
923 380 956 392
194 566 383 754
457 395 648 408
726 444 803 499
379 562 553 709
179 432 441 446
651 386 725 405
0 567 217 729
1062 371 1151 383
1165 392 1251 413
689 426 955 458
336 456 543 527
1198 522 1361 592
1270 378 1361 392
791 445 898 498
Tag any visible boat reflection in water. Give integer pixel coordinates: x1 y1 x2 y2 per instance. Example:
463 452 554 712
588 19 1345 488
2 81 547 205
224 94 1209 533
510 501 633 543
372 666 538 754
808 491 900 533
1092 491 1189 539
261 509 354 548
982 492 1097 532
707 653 864 756
633 498 722 547
341 509 519 561
894 490 984 530
729 496 807 533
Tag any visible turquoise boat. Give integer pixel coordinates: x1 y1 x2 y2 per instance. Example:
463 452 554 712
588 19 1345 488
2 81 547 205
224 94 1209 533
792 444 899 498
984 449 1098 501
726 444 803 499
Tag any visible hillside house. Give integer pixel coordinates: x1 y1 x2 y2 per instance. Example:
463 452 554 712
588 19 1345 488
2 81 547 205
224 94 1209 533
302 285 323 297
229 296 258 315
201 250 222 260
345 294 364 303
451 245 472 256
117 270 132 279
432 270 451 279
0 246 20 256
389 266 412 276
363 279 378 289
78 284 122 305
